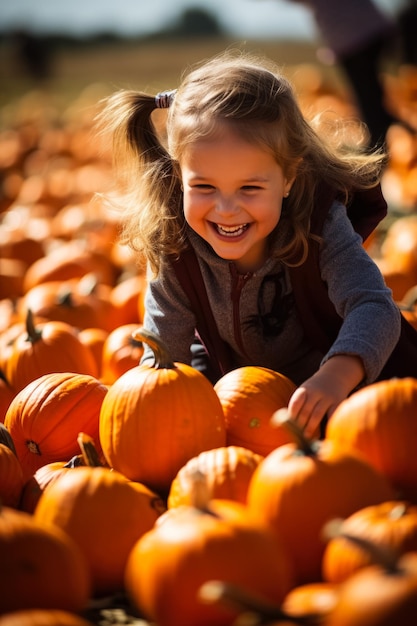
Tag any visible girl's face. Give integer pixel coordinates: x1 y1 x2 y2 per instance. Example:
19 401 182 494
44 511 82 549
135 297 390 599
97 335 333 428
180 124 294 273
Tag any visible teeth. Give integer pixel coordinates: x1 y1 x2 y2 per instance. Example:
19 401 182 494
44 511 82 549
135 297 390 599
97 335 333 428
217 224 248 237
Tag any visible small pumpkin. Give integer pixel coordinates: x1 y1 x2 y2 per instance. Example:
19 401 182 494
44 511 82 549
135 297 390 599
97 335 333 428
99 328 226 496
100 323 144 385
214 366 296 456
322 501 417 583
167 445 263 509
34 465 166 596
323 526 417 626
4 310 99 392
18 274 120 333
4 371 107 480
0 504 91 614
246 410 395 584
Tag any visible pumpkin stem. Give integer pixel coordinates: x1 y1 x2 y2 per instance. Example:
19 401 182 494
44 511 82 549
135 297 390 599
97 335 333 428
77 432 103 467
199 580 321 625
131 327 175 370
271 408 319 456
187 468 212 512
25 309 42 344
57 289 74 307
389 502 408 520
323 518 401 575
78 273 98 296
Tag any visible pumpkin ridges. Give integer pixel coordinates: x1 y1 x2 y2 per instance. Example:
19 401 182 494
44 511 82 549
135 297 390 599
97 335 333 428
168 445 263 509
4 372 107 480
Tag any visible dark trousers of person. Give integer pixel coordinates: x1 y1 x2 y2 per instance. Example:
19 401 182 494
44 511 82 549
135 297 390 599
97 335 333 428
341 34 396 148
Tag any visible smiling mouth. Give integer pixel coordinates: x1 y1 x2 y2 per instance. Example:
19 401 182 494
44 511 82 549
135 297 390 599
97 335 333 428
214 223 250 237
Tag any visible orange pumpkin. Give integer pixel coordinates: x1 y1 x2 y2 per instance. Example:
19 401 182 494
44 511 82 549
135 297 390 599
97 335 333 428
4 371 107 480
110 274 146 327
0 375 16 423
0 610 94 626
0 504 91 614
379 214 417 287
4 310 99 392
125 496 294 626
325 551 417 626
77 327 109 379
246 411 394 584
19 460 71 514
214 366 296 456
167 445 263 509
282 581 339 621
322 501 417 583
22 239 118 292
18 275 119 333
326 377 417 500
0 442 25 508
99 328 226 496
100 323 144 384
34 465 166 596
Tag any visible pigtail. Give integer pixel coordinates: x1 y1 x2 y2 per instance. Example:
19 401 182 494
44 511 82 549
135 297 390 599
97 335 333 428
95 89 185 275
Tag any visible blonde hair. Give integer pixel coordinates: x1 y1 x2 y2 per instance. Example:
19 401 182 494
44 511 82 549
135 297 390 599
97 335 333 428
96 49 386 276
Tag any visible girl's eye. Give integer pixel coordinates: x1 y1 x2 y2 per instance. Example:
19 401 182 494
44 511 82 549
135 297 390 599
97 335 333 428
194 184 215 191
242 185 262 191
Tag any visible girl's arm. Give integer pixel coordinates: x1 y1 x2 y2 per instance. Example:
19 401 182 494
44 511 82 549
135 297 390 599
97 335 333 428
288 201 400 437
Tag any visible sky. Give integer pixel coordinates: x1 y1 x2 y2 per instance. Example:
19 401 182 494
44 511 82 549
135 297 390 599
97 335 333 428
0 0 318 39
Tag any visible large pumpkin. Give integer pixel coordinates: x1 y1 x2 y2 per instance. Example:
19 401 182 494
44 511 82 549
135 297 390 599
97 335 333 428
99 328 226 495
214 366 296 456
125 496 294 626
0 504 91 614
4 371 107 480
34 465 166 596
247 411 395 584
326 377 417 500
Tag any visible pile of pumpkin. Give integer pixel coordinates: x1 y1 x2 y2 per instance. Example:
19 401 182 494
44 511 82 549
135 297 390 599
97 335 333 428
2 319 417 625
2 79 417 625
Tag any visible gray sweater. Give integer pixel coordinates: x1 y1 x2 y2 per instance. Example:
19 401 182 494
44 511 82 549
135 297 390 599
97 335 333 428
141 200 401 386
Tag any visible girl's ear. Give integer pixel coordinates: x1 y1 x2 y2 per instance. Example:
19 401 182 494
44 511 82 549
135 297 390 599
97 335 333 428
284 158 302 196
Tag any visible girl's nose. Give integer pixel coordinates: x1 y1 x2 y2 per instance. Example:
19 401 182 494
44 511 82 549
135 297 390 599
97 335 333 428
215 194 239 216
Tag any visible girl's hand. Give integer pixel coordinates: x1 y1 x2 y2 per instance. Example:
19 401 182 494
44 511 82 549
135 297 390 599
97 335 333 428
287 354 365 438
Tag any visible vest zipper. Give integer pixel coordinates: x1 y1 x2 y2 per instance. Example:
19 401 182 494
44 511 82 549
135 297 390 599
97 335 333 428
229 263 252 357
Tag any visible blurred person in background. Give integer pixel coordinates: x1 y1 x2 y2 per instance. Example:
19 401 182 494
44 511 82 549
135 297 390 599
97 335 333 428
283 0 416 147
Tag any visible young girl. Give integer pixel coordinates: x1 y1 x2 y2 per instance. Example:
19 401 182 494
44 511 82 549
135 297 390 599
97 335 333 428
97 50 414 437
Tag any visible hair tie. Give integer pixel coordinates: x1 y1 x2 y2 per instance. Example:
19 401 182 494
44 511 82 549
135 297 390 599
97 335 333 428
155 89 176 109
